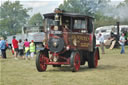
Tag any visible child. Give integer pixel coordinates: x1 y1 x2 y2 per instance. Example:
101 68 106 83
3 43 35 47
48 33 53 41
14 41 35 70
18 39 24 59
24 39 30 60
30 40 35 59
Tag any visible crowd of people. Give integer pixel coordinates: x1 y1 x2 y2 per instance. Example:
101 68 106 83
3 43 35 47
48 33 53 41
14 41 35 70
0 36 36 60
12 36 36 60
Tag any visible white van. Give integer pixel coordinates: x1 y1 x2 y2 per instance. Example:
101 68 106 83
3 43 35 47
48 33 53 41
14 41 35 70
95 25 128 45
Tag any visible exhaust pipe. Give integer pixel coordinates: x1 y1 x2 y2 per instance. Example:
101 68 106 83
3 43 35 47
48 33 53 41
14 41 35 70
116 22 120 41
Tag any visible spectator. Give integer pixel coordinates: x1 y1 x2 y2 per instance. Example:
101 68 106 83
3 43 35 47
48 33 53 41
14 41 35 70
24 39 30 60
18 39 24 59
30 40 35 59
119 33 126 54
0 37 7 59
0 38 2 58
111 29 115 38
12 36 19 59
99 33 105 54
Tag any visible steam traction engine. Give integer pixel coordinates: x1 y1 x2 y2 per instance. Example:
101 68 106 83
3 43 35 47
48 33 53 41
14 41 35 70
36 9 100 72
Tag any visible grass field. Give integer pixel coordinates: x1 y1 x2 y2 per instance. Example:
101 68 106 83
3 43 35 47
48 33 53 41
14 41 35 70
0 47 128 85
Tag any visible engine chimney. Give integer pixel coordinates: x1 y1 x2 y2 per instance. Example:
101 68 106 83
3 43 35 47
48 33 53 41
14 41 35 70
117 22 120 41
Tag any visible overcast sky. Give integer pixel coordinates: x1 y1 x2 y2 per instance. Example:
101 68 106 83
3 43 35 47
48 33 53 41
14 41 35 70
0 0 125 16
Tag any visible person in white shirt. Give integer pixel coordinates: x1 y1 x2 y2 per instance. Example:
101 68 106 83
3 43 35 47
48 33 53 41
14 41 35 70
99 33 105 54
119 33 126 54
18 39 24 59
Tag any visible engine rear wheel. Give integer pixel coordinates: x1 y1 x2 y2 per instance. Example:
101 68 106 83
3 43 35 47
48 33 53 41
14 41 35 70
88 49 98 68
36 51 47 72
70 51 81 72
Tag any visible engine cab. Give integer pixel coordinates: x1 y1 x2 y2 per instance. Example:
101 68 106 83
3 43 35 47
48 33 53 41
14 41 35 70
44 8 95 53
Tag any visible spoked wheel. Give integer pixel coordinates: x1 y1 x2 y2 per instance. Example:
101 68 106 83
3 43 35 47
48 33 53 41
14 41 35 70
36 52 47 72
88 49 99 68
70 51 81 72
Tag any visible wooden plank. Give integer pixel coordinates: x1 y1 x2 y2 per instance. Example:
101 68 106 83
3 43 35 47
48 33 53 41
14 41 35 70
109 40 116 49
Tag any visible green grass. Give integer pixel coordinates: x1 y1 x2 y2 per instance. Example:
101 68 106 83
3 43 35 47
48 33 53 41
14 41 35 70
0 47 128 85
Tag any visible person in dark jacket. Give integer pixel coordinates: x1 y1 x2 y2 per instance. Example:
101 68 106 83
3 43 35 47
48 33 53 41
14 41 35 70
0 37 6 59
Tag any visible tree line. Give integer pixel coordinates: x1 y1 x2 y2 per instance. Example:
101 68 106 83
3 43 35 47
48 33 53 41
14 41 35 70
0 1 43 37
59 0 128 27
0 0 128 37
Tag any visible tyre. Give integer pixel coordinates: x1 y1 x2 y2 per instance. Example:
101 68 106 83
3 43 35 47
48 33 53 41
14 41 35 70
70 51 81 72
79 51 86 65
36 51 47 72
88 49 98 68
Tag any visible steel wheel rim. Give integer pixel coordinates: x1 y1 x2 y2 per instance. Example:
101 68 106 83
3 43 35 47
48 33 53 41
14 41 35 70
74 53 80 71
39 54 47 70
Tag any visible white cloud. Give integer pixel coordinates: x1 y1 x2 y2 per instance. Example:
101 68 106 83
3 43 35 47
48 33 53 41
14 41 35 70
0 0 63 7
111 0 124 1
22 1 63 16
0 0 63 16
1 0 125 17
21 1 49 8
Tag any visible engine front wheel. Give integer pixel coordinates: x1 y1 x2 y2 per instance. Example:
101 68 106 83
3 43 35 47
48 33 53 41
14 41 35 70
70 51 81 72
36 52 47 72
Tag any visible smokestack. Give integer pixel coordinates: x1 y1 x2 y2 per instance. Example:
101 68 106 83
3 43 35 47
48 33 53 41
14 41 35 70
117 22 120 41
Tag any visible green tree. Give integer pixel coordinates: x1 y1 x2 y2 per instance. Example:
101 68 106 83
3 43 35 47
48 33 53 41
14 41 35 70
117 1 126 8
59 0 118 28
95 14 118 28
0 1 31 36
125 0 128 4
28 13 43 26
117 0 128 7
59 0 110 16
